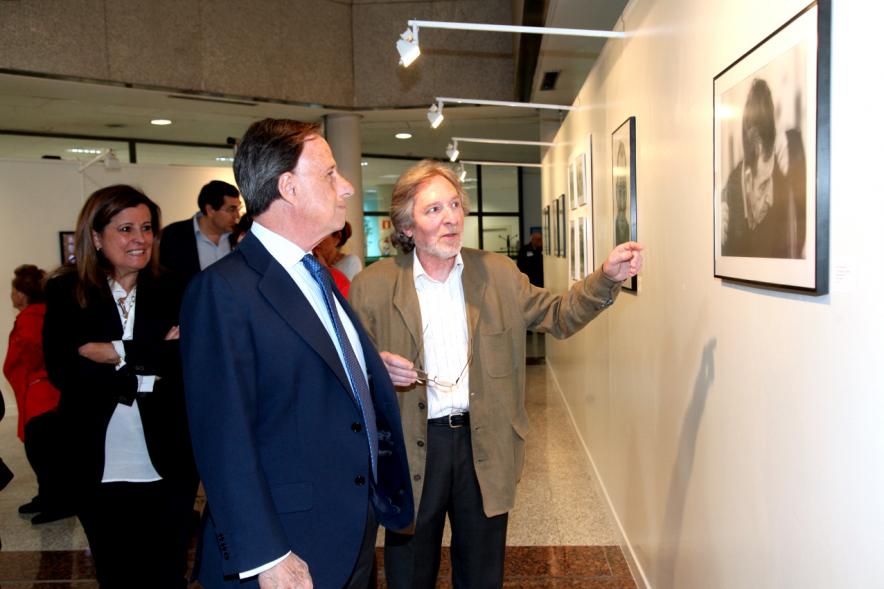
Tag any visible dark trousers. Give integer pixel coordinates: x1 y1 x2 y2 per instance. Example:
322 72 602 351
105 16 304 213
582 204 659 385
77 479 197 589
385 422 508 589
23 411 70 510
343 500 379 589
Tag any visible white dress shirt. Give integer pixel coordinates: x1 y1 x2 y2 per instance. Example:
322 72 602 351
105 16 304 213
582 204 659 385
239 222 369 579
413 253 471 419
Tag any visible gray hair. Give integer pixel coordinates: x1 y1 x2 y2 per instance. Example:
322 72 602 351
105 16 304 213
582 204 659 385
389 160 470 253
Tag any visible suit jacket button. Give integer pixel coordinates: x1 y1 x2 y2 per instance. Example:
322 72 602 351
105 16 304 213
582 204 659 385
418 402 426 409
355 475 366 485
413 474 422 481
351 422 362 433
416 440 425 447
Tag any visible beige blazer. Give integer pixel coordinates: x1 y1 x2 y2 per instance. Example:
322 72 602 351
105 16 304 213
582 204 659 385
349 248 620 519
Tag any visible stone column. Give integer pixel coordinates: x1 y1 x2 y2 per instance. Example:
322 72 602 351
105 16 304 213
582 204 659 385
324 113 365 263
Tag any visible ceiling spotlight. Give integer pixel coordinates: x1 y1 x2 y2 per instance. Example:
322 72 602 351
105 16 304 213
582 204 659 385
455 163 467 182
427 102 444 129
151 118 172 126
446 141 459 162
395 132 413 140
396 25 421 67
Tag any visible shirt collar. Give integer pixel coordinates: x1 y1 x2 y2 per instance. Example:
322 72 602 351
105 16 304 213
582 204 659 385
412 250 464 286
192 211 231 239
250 221 309 269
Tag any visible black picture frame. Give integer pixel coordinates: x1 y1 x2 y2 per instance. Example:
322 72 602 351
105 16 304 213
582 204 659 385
556 194 566 258
542 205 551 256
612 116 637 291
713 0 830 294
58 231 76 265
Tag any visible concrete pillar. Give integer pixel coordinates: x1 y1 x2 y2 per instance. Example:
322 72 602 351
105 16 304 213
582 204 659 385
324 113 365 263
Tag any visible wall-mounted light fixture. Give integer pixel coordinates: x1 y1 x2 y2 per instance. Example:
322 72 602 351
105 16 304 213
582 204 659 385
427 101 445 128
77 149 121 173
445 136 555 162
427 96 573 129
396 26 421 67
398 20 624 68
461 160 542 168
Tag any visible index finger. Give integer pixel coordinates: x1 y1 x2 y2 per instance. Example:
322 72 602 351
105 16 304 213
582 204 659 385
379 351 414 369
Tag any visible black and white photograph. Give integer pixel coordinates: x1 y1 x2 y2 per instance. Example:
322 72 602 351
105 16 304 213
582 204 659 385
575 151 588 208
542 204 551 256
556 194 566 258
612 116 637 291
713 0 829 293
570 219 578 280
58 231 76 265
580 216 593 278
568 160 577 210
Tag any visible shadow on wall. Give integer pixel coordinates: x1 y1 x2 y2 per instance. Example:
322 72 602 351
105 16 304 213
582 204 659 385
656 338 717 589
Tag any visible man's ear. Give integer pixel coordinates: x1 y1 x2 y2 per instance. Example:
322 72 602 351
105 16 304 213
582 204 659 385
278 172 297 204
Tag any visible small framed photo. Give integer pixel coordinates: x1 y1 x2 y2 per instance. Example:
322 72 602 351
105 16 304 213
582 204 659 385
612 116 637 291
568 160 578 210
713 0 830 294
575 152 588 208
581 216 593 278
542 205 551 256
58 231 76 265
570 219 579 280
557 194 567 258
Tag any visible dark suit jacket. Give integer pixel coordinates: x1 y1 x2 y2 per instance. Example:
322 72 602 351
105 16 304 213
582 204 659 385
42 269 196 489
180 232 413 588
159 217 201 283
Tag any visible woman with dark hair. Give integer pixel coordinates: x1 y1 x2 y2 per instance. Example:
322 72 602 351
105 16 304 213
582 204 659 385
43 184 198 588
3 264 71 524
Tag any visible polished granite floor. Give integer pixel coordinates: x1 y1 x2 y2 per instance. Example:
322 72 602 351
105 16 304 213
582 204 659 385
0 334 636 587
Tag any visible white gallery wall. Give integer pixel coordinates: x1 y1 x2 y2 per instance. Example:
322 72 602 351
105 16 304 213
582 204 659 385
542 0 884 588
0 159 235 411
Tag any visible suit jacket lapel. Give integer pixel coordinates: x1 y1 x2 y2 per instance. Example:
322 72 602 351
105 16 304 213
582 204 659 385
391 253 424 364
460 249 485 345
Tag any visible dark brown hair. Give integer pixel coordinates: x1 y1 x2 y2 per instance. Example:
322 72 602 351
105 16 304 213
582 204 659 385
12 264 46 305
70 184 161 307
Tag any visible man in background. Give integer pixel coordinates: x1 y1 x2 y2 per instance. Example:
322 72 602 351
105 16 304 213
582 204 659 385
160 180 241 281
516 230 544 287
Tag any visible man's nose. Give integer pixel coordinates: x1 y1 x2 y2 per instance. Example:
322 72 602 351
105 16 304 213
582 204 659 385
339 175 355 198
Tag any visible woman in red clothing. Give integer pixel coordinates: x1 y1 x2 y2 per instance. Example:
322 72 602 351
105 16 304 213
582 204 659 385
3 264 72 523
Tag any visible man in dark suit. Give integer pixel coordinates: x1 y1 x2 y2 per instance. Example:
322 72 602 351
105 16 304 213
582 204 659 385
159 180 241 282
180 119 413 589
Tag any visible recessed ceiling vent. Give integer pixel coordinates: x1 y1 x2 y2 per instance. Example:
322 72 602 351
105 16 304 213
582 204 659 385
167 94 257 107
539 70 560 92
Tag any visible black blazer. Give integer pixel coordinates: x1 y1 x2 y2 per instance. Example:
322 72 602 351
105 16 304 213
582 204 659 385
159 217 201 283
43 269 196 488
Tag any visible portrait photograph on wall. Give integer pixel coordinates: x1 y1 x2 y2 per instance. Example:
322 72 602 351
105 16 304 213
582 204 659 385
570 219 579 280
568 160 578 210
542 204 551 256
575 151 588 208
58 231 76 265
581 216 593 277
713 0 830 294
556 194 567 258
612 116 637 291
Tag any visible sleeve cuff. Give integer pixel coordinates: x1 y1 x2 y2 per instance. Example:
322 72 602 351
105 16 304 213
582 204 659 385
239 552 291 579
111 340 126 370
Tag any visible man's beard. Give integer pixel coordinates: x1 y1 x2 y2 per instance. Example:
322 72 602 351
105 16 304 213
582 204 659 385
423 235 462 260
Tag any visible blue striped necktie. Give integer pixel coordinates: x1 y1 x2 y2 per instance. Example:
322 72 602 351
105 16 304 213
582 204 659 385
302 253 377 480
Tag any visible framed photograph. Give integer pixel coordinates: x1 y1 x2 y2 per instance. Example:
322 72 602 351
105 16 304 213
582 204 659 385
542 205 551 256
581 216 593 278
552 197 560 257
568 160 578 210
569 219 579 280
58 231 76 265
612 116 637 291
575 152 588 207
713 0 830 294
557 194 567 258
